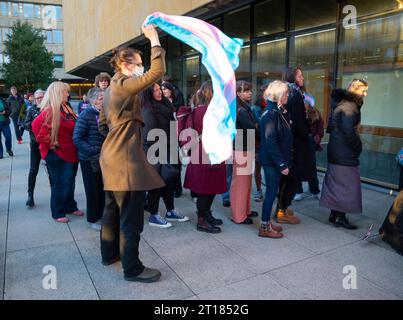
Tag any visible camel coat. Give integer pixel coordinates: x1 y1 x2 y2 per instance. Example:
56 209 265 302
99 46 166 191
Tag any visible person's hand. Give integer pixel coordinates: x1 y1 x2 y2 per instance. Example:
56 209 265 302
142 24 160 45
281 168 289 176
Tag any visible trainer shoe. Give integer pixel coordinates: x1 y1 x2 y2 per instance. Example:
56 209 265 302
165 209 190 222
293 193 303 201
149 214 172 228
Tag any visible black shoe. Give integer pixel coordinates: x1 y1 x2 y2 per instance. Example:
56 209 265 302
124 267 161 283
247 211 258 218
205 211 223 226
197 217 221 233
334 217 357 230
222 200 231 207
0 155 3 159
102 256 120 266
26 193 35 207
7 150 13 157
329 212 337 223
232 217 253 225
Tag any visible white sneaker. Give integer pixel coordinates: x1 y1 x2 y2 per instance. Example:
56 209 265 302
293 193 303 201
89 222 101 231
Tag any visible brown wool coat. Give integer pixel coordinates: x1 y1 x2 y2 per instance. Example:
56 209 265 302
99 46 166 191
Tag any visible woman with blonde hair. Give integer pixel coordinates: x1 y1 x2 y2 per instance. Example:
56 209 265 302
258 80 293 238
32 81 83 223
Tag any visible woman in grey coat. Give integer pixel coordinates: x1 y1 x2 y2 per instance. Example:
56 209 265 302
320 79 369 230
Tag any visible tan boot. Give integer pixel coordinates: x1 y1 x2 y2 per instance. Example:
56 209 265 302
276 209 301 224
259 224 283 238
286 208 294 216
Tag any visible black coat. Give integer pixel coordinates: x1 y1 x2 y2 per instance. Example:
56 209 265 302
327 89 363 167
259 101 293 172
73 106 106 161
141 99 175 163
24 104 41 142
286 86 316 181
235 99 257 152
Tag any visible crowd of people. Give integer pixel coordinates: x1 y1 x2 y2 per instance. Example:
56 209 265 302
1 24 402 282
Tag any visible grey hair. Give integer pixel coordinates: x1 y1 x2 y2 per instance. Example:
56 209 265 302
87 87 103 105
34 89 45 97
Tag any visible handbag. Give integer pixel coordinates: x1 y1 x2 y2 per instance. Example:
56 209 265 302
154 163 179 184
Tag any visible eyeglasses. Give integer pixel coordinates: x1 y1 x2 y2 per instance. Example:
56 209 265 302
35 96 44 100
124 60 143 68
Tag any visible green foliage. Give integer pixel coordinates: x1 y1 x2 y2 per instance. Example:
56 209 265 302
1 20 54 93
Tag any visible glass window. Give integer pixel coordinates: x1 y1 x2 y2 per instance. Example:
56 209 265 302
53 30 63 44
2 27 11 42
224 6 250 42
23 3 34 19
290 28 336 117
291 0 338 31
183 43 197 56
12 2 18 16
56 6 62 20
236 46 250 81
53 55 63 68
340 0 400 17
46 30 52 43
184 55 200 105
252 38 287 91
167 36 181 59
0 2 7 16
334 13 403 188
254 0 286 37
35 5 41 19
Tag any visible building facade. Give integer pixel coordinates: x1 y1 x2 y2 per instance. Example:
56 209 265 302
63 0 403 190
0 0 91 97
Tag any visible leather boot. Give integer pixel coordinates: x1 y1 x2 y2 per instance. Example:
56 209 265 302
329 211 337 223
334 213 357 230
26 192 35 207
197 217 221 233
205 211 223 226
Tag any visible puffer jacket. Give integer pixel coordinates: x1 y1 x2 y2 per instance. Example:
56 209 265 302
327 89 363 167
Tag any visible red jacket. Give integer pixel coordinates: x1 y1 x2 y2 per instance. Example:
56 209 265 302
32 108 78 163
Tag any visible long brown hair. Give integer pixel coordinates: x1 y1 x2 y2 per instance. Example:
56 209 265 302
193 80 213 107
109 47 142 73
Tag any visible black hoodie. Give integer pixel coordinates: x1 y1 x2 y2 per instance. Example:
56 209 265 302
327 89 363 167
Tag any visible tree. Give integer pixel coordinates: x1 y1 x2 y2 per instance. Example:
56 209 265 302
1 21 54 93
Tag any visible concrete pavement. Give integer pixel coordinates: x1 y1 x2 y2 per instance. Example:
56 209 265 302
1 138 402 300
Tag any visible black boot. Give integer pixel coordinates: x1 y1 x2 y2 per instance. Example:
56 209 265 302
26 192 35 207
329 210 338 223
334 213 357 230
205 211 223 226
197 217 221 233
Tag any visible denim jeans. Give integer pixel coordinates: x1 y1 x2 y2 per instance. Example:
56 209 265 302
45 150 78 219
0 121 12 156
262 166 281 223
221 163 233 202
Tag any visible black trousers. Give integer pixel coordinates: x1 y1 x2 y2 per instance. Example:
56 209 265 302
277 174 299 211
147 183 175 215
399 164 403 192
80 160 105 223
101 191 145 277
196 194 216 217
173 162 183 192
28 140 41 194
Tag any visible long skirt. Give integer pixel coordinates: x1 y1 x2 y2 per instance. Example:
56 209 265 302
319 164 362 214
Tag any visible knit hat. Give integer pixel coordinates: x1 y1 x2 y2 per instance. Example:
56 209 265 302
304 92 315 108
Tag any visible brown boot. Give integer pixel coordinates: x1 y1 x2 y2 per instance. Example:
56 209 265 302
259 223 283 238
276 209 301 224
270 222 283 232
286 208 294 216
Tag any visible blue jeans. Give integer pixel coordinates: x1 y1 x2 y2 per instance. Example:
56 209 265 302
0 121 12 156
45 150 78 219
221 163 233 202
262 166 281 223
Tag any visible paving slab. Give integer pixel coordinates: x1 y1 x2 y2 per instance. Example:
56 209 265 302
4 241 99 300
76 237 194 300
322 241 403 298
281 215 359 254
6 209 73 252
198 274 300 300
267 253 399 300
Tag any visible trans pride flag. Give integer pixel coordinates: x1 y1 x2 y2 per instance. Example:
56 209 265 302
143 12 243 164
